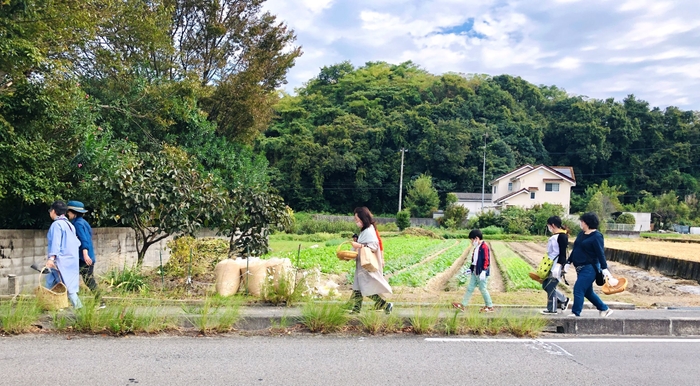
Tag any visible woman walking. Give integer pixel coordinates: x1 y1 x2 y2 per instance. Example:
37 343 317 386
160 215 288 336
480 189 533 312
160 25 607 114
565 212 614 317
349 207 393 314
540 216 570 314
45 200 82 309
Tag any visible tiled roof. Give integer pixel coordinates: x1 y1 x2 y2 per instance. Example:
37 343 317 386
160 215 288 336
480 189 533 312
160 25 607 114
454 192 493 201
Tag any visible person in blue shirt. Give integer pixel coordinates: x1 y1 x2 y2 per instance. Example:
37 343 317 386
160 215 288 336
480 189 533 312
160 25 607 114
46 200 82 309
564 212 614 318
67 200 104 308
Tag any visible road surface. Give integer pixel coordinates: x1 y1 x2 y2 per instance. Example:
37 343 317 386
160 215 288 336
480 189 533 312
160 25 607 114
1 334 699 385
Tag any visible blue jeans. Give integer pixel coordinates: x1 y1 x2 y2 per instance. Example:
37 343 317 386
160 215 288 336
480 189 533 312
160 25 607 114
461 273 493 307
543 277 567 312
572 264 608 316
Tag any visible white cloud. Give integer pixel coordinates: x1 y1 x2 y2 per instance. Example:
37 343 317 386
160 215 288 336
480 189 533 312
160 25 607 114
264 0 700 110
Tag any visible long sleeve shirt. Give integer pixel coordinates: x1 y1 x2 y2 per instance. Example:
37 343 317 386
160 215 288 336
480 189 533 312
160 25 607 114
567 230 608 269
546 232 568 266
71 217 95 263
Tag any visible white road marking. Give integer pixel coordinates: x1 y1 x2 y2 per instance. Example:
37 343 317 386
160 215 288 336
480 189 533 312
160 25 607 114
425 338 700 343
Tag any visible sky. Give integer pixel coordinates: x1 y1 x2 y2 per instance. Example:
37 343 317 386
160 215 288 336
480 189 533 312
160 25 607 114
264 0 700 111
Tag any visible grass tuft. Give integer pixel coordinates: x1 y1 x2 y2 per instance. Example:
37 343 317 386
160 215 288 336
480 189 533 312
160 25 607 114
301 301 348 333
0 297 42 334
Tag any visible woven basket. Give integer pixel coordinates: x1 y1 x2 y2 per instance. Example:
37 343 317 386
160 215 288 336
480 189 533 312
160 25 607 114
35 268 70 311
336 241 358 261
528 272 544 284
602 276 628 295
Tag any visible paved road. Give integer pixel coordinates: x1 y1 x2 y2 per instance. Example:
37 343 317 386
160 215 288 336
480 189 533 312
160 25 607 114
2 335 699 385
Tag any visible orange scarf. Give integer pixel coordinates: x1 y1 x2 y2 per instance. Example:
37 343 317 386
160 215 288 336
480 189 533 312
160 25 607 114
374 226 383 251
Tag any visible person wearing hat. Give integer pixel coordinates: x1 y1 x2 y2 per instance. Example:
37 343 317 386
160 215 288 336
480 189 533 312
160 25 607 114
67 200 104 308
46 200 83 309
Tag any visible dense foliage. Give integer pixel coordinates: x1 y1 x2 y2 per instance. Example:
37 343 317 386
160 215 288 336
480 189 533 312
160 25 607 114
259 61 700 222
1 0 301 255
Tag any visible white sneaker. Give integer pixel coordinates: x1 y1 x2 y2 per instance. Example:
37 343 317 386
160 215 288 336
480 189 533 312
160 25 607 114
600 309 614 318
568 313 579 317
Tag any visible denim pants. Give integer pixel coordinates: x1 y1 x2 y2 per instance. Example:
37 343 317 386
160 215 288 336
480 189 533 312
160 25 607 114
572 264 608 316
542 277 567 312
461 273 493 307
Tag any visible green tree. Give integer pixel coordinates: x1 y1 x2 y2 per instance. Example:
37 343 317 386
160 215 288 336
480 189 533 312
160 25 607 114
219 186 293 257
404 174 440 218
91 145 227 265
439 193 469 229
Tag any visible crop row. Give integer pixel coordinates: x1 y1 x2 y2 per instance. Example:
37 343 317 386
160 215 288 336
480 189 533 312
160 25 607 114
382 238 458 275
389 240 470 287
273 236 450 275
489 242 541 291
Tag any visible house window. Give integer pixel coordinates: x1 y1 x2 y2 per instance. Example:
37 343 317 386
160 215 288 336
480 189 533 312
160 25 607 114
493 186 497 194
530 192 536 200
508 182 512 192
545 183 560 192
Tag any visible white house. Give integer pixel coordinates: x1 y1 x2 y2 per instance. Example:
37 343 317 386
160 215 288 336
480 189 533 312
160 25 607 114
490 165 576 214
453 193 495 218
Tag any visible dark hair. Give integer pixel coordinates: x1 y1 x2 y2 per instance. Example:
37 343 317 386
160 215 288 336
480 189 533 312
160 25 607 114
579 212 600 230
354 207 376 230
68 210 84 218
547 216 563 229
468 229 483 240
50 201 68 216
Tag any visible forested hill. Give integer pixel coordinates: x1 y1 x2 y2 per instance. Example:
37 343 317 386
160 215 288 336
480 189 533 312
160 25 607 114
258 61 700 214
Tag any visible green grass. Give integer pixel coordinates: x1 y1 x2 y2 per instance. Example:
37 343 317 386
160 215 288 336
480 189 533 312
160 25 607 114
301 301 349 333
641 233 700 240
0 297 42 334
389 240 469 287
409 307 440 334
490 242 541 291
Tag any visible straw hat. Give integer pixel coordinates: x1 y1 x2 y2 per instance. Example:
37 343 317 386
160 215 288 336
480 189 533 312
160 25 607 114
602 276 628 295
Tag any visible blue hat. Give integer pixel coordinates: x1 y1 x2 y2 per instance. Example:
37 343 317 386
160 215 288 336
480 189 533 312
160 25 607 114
66 200 88 213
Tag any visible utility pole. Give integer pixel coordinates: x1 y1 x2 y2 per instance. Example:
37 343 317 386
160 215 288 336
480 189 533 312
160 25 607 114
481 134 488 212
398 148 406 212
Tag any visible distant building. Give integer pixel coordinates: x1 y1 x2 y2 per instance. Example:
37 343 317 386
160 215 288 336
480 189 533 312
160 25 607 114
490 165 576 214
453 164 577 216
453 192 494 218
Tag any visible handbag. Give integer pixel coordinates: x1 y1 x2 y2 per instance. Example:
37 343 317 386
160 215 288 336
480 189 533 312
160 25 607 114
359 246 379 272
595 267 606 286
536 255 554 279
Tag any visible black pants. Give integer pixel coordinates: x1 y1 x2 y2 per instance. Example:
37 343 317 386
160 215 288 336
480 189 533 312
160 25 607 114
79 261 101 300
351 290 388 312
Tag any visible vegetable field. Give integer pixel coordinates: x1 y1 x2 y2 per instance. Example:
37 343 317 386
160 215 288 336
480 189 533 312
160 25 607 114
490 242 541 291
389 240 469 287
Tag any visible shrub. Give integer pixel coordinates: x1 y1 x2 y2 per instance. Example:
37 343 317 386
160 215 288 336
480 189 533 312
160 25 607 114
481 226 504 235
396 210 411 231
470 210 500 229
165 236 229 278
106 266 150 293
439 195 469 229
616 213 636 225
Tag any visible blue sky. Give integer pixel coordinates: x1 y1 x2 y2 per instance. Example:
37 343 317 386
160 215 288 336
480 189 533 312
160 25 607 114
264 0 700 110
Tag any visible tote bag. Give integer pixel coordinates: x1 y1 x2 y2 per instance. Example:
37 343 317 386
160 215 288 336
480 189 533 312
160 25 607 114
359 246 379 272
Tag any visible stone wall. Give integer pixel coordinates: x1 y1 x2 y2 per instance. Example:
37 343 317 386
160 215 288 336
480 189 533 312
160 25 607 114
0 228 179 295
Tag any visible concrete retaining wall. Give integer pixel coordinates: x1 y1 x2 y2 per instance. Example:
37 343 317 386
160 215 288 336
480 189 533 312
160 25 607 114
0 228 222 295
605 248 700 283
